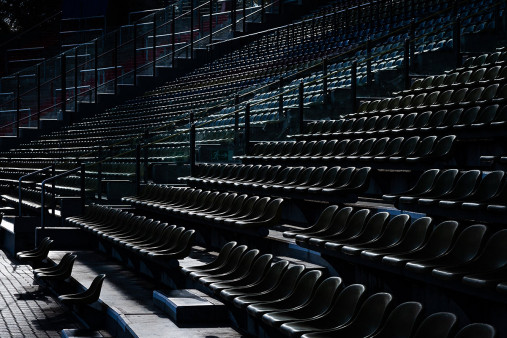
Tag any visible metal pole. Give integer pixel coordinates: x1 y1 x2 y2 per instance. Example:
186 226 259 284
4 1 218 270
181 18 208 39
366 39 372 86
351 61 357 113
114 32 118 95
61 55 67 117
80 163 85 213
135 144 141 195
94 39 98 102
298 81 304 134
172 6 176 66
242 0 246 32
97 146 102 200
231 0 237 32
404 38 410 89
144 130 149 183
234 94 239 146
190 123 196 177
51 165 55 217
133 23 137 86
16 73 20 137
278 94 283 118
74 48 78 118
37 65 41 130
323 58 328 103
153 14 157 75
209 0 213 45
244 103 250 155
190 0 194 60
453 16 461 67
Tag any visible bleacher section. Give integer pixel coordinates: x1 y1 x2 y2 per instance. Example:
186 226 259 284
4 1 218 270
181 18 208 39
1 0 507 336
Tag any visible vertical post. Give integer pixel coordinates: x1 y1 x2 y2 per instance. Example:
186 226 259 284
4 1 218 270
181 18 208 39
153 14 157 75
16 73 20 137
298 81 304 134
409 19 415 68
135 144 141 195
80 163 86 214
61 55 67 118
209 0 213 45
94 39 98 102
190 123 196 177
97 146 102 200
243 0 246 32
171 6 176 66
144 129 149 183
366 38 372 86
37 65 41 129
351 61 357 113
41 182 46 229
244 103 250 155
231 0 237 32
278 94 283 117
114 31 118 95
133 23 138 86
234 94 239 146
453 16 461 67
51 164 56 217
323 57 328 103
190 0 194 60
74 47 78 118
404 38 410 89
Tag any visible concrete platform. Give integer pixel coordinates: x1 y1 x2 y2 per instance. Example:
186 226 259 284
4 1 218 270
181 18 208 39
49 251 243 338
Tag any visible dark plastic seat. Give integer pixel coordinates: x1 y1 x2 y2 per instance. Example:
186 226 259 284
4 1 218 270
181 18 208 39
35 254 77 281
405 224 486 274
261 276 343 328
283 205 339 238
382 220 459 267
419 170 481 207
181 241 237 275
198 249 260 285
58 274 106 306
278 284 366 338
383 169 439 204
366 301 423 338
412 312 457 338
454 323 496 338
300 292 393 338
294 207 353 243
189 245 248 280
16 237 54 263
398 169 459 205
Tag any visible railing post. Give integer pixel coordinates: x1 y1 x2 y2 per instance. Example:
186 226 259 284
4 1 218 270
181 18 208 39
114 31 118 95
97 146 102 200
404 38 410 89
278 93 283 117
144 129 149 183
41 182 46 229
61 54 67 118
242 0 246 32
94 39 98 102
453 16 461 67
190 0 194 60
133 23 138 86
171 6 176 66
234 94 239 146
37 64 41 129
366 38 372 86
209 0 213 45
135 144 141 195
244 103 250 155
323 57 328 103
16 73 20 137
299 81 304 134
351 61 357 113
231 0 237 32
74 47 78 118
153 14 157 75
51 164 56 217
80 163 85 214
190 123 196 177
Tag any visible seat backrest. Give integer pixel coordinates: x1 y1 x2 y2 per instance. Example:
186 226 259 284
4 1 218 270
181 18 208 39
344 293 393 336
406 169 440 195
473 229 507 269
372 214 411 248
369 302 423 338
299 277 343 317
413 312 457 338
424 169 459 197
446 224 487 263
471 171 505 201
418 221 459 257
395 217 433 252
324 284 367 326
455 323 496 338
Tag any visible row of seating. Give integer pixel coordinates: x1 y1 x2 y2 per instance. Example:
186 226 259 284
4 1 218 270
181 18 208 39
286 205 507 293
181 164 371 201
383 169 507 218
181 241 497 337
236 135 456 165
66 205 195 261
294 104 506 140
122 186 284 234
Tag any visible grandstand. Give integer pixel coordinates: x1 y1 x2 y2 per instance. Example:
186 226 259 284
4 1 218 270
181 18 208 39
0 0 506 336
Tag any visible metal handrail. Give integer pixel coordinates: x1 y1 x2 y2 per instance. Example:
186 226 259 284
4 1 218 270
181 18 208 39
18 165 54 216
40 165 83 228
